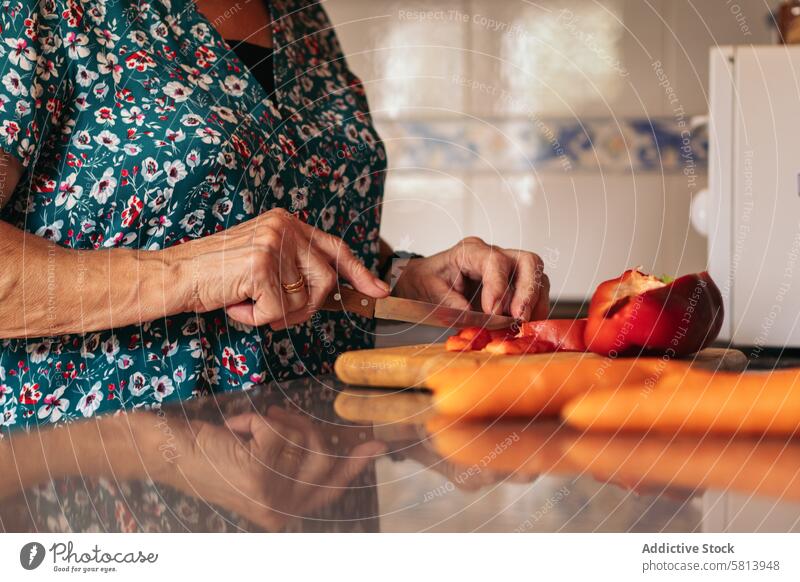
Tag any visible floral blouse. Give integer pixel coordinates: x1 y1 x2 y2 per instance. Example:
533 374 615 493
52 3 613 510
0 0 386 429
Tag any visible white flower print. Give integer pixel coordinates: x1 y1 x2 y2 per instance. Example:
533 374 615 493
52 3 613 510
117 355 134 370
161 338 178 358
173 366 187 384
102 335 119 363
320 206 335 230
211 197 232 222
129 372 149 397
239 188 254 214
179 209 204 233
354 167 372 197
2 70 26 96
72 130 93 149
147 187 172 212
221 75 248 97
141 157 162 182
36 57 57 81
37 387 69 423
164 128 185 143
164 81 193 103
127 30 149 47
0 407 16 428
274 339 295 367
97 52 122 83
186 149 200 168
163 160 187 186
248 154 266 186
80 333 102 359
26 339 51 363
211 105 237 123
0 119 21 144
75 64 99 87
221 347 249 377
329 164 350 194
64 32 90 59
35 220 64 242
77 383 103 418
121 106 145 125
180 113 204 127
55 173 82 209
87 4 107 25
0 384 11 406
94 129 120 152
94 106 116 125
151 376 174 402
147 215 172 237
289 187 308 210
194 126 221 144
6 38 36 71
90 168 117 204
94 27 119 48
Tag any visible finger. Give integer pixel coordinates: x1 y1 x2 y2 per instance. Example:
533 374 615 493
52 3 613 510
504 250 544 321
269 238 335 329
225 262 286 327
532 273 550 320
276 228 309 315
285 242 337 314
477 248 514 315
296 222 389 298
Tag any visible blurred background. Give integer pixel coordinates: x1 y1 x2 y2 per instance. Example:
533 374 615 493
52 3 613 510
324 0 773 304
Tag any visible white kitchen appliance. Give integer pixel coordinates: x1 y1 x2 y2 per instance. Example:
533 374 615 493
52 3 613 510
706 45 800 347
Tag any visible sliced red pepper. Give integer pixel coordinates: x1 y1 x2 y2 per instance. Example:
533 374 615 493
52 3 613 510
584 269 724 357
445 321 586 354
517 319 587 352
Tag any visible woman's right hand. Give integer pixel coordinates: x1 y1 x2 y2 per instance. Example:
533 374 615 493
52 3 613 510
165 209 390 328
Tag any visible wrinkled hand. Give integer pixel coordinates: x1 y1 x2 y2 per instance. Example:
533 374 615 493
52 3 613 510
161 406 386 531
392 237 549 321
166 208 389 329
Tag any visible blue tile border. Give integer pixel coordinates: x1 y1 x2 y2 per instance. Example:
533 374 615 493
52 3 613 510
375 117 708 174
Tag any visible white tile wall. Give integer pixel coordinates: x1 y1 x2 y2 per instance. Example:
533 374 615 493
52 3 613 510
325 0 469 118
323 0 774 299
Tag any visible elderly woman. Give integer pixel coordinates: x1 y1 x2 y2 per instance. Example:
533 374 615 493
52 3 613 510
0 0 548 428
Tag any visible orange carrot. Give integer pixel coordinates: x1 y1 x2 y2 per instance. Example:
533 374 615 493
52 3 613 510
562 367 800 435
427 354 675 418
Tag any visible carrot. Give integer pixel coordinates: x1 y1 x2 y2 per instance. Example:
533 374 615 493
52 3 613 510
562 367 800 435
426 354 675 418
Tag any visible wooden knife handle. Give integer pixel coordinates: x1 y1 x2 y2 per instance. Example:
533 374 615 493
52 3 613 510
320 288 376 318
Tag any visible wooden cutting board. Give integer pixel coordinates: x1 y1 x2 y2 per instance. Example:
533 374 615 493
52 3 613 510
334 344 748 388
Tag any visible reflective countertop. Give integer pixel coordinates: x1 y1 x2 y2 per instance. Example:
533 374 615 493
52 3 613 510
2 373 799 533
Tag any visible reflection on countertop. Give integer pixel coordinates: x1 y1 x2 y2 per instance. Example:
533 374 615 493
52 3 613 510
1 375 799 533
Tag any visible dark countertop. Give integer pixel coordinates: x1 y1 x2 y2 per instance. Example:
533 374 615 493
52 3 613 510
2 373 799 533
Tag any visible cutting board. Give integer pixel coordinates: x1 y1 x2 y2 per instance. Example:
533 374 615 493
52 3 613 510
334 344 748 388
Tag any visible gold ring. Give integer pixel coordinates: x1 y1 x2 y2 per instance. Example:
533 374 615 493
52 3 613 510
281 274 305 294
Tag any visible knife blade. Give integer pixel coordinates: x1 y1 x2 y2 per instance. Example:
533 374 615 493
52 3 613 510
321 288 516 330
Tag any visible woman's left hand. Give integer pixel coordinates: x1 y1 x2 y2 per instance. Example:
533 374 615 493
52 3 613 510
391 237 549 321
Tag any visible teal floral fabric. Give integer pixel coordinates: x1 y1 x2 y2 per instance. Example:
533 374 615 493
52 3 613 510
0 0 386 429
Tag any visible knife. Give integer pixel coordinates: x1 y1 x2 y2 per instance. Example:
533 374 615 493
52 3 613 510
321 288 516 330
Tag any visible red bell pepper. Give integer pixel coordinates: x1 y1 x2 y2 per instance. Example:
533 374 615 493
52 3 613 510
584 269 724 357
